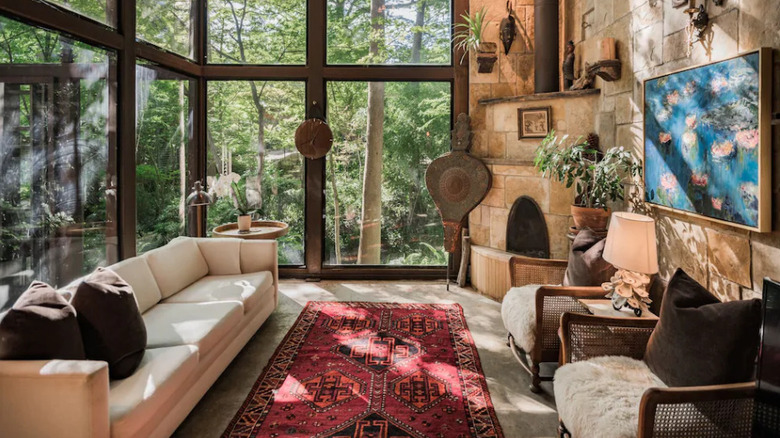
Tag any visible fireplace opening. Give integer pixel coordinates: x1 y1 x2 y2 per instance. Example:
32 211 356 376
506 196 550 259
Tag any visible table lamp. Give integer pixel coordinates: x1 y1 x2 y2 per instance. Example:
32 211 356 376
186 181 212 237
601 212 659 316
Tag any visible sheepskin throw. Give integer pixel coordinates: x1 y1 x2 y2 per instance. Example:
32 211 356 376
501 285 541 353
554 356 666 438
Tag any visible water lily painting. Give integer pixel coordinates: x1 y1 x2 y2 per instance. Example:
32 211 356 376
643 49 771 232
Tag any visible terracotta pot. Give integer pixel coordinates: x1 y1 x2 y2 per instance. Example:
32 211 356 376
570 205 611 231
237 215 252 232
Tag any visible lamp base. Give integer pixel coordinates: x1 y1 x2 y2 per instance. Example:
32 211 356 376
604 269 652 318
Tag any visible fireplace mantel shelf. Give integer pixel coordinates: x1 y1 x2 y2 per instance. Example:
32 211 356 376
478 88 601 106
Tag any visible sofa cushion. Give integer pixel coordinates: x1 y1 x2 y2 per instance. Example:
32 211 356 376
563 228 616 286
240 240 277 274
554 356 666 438
108 256 162 314
644 268 762 387
0 281 85 360
72 268 147 380
142 301 242 357
501 285 540 353
109 345 198 424
194 238 242 275
162 271 273 314
145 237 209 298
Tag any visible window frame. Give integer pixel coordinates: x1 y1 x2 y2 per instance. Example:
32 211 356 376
0 0 468 280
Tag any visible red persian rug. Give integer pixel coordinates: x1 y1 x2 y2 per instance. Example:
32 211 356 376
223 301 504 438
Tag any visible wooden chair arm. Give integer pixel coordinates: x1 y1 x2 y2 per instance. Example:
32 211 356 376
638 382 756 438
509 255 568 287
559 312 658 365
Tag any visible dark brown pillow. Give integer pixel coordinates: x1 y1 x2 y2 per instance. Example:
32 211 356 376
72 268 147 379
0 281 85 360
644 268 762 387
563 228 616 286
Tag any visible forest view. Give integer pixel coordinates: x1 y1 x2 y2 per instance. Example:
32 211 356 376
0 0 454 294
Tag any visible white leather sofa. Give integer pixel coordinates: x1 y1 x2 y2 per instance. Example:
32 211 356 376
0 236 278 438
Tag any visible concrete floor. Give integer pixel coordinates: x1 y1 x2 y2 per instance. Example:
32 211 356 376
174 280 559 438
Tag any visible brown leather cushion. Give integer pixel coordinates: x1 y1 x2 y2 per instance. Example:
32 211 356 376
644 268 761 387
0 281 85 360
563 228 616 286
72 268 147 379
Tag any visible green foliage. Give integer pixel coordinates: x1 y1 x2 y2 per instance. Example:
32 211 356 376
534 131 643 209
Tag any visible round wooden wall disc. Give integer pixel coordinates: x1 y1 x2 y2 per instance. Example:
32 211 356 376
295 118 333 159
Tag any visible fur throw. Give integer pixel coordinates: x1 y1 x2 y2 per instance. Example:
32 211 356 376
501 285 541 352
554 356 666 438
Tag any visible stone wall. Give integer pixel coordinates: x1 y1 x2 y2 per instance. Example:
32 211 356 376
563 0 780 300
467 0 599 260
468 93 599 259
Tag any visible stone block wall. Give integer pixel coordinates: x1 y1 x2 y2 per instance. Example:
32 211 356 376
563 0 780 301
469 94 599 259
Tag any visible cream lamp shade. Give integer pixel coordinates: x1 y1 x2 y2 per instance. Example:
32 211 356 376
602 212 659 275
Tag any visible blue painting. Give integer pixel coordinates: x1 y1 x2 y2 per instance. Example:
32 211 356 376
644 52 763 228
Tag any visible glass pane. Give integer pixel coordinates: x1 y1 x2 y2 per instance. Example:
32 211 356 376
135 64 194 254
208 0 306 65
45 0 117 27
325 81 450 265
0 17 117 311
327 0 451 65
137 0 194 59
206 81 305 265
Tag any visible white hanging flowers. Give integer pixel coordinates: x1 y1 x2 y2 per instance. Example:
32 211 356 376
602 270 652 316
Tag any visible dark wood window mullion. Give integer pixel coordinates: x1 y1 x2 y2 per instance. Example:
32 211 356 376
305 0 327 276
118 0 137 259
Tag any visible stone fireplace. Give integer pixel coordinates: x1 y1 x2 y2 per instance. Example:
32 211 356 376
468 90 601 261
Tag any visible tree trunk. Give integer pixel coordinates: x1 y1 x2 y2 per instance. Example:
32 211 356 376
411 0 426 63
329 155 342 264
357 0 385 264
178 81 186 224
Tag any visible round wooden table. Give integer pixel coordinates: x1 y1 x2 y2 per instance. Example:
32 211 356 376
212 220 289 240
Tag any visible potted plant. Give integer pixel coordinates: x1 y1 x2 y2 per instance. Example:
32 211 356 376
533 131 642 231
453 7 497 73
230 180 256 232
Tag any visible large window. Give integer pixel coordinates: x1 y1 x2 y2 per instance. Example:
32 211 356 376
327 0 451 64
206 81 305 265
0 0 464 280
326 81 450 265
137 0 195 59
0 17 117 310
46 0 116 27
135 64 195 253
208 0 306 64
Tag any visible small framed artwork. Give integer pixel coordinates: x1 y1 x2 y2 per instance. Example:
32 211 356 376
518 107 551 139
643 48 772 232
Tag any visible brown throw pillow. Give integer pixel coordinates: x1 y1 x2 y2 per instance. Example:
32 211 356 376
644 268 762 387
563 228 616 286
72 268 147 379
0 281 85 360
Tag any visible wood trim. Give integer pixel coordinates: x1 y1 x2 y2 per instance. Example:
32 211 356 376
117 0 136 259
637 382 756 438
281 266 448 280
202 65 312 80
0 0 123 50
135 43 201 77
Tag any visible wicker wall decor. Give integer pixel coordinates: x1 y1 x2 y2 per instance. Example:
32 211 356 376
425 113 491 252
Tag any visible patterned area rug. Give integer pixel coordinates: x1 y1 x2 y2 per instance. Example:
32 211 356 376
223 301 504 438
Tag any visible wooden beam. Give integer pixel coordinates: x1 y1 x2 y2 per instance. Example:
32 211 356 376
0 0 123 50
117 0 136 259
136 43 201 77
